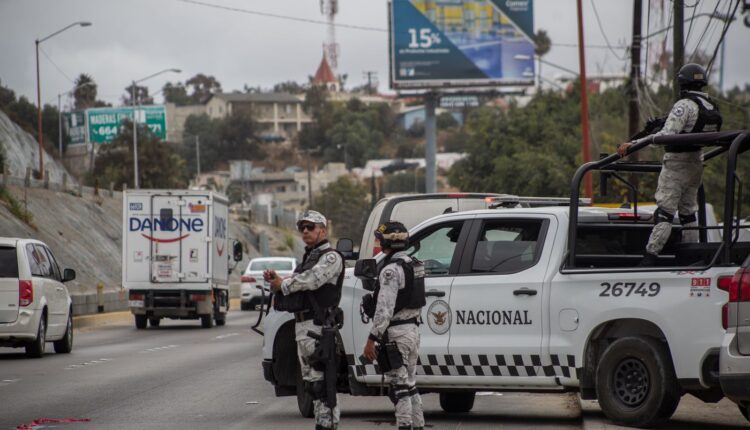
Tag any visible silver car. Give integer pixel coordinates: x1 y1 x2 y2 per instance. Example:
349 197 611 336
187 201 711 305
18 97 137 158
240 257 296 311
720 255 750 422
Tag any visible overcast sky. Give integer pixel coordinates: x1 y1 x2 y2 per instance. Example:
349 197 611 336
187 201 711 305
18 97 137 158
1 0 748 109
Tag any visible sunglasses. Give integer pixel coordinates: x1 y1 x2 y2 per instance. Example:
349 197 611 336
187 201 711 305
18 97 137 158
298 223 317 232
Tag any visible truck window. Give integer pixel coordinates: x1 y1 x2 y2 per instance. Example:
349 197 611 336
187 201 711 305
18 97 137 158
33 244 55 279
41 246 62 281
405 221 463 276
0 247 18 278
470 220 545 274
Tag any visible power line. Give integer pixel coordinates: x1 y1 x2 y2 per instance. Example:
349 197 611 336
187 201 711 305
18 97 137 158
590 0 628 61
688 0 722 62
707 0 741 76
176 0 387 32
38 46 74 84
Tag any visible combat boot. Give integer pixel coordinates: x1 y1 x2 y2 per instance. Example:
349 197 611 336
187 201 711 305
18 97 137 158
637 252 658 267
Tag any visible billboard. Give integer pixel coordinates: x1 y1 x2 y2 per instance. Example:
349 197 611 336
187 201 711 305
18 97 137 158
63 111 87 145
389 0 535 89
87 105 167 144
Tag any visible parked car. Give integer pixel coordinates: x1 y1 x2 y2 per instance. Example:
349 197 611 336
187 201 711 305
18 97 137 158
241 257 296 310
720 255 750 423
0 238 75 357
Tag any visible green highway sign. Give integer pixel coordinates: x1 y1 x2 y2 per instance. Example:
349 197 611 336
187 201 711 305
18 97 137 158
87 105 167 143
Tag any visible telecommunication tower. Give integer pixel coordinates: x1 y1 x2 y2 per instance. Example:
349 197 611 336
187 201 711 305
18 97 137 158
321 0 339 73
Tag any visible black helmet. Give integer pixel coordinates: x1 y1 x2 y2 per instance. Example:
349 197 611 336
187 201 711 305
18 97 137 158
374 221 409 250
677 63 708 89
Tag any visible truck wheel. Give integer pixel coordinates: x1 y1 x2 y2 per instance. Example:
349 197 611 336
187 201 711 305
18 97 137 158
215 314 226 326
296 366 314 418
135 315 147 329
148 317 160 327
240 302 250 311
25 313 47 358
53 313 74 354
439 392 475 413
596 336 681 428
201 314 214 328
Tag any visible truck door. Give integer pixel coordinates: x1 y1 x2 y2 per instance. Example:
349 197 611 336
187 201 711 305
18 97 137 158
352 219 471 385
149 195 209 283
447 216 555 386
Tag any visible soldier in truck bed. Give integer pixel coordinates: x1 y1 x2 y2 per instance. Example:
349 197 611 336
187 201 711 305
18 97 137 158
617 63 723 266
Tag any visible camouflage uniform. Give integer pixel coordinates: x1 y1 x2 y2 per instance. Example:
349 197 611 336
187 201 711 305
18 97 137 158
281 239 343 429
370 251 425 430
645 91 718 256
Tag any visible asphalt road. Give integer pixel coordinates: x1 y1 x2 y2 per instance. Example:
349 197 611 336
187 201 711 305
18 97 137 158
0 310 748 430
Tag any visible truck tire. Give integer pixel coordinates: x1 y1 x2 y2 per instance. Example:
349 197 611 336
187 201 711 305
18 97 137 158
439 392 475 413
296 365 314 418
25 313 46 358
201 314 214 328
148 317 160 327
215 314 226 326
596 336 681 428
135 315 147 329
240 302 250 311
53 313 74 354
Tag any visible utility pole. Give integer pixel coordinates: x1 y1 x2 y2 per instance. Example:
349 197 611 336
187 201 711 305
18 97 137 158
628 0 643 138
195 135 201 176
363 71 377 95
673 0 684 100
576 0 592 199
424 92 437 194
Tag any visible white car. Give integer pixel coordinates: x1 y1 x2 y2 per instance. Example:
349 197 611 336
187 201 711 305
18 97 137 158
241 257 296 311
0 238 75 357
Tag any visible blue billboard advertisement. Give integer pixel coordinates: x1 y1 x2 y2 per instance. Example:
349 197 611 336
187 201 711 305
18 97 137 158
389 0 535 89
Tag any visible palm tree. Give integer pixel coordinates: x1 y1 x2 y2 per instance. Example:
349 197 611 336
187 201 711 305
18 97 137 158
73 73 98 109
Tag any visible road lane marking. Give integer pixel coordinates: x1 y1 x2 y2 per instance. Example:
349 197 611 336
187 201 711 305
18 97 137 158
214 332 240 340
141 344 179 353
0 378 20 387
64 358 112 370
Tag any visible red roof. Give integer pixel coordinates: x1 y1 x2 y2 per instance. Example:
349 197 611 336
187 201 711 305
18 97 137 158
313 55 337 85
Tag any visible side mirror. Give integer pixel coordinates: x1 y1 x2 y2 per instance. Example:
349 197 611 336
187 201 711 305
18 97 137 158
354 259 377 279
233 240 243 262
62 268 76 283
336 238 359 260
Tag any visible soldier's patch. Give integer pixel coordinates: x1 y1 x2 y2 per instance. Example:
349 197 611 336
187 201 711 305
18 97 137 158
325 253 337 263
383 268 395 280
673 105 685 117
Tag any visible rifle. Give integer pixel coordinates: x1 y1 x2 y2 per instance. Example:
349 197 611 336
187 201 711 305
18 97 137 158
629 116 667 141
306 298 343 410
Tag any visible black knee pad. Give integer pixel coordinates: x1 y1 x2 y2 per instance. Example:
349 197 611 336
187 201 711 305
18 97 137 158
311 380 326 401
654 207 675 224
679 212 697 225
388 383 410 405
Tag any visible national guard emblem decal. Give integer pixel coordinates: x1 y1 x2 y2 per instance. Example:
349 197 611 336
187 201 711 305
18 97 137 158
427 299 451 335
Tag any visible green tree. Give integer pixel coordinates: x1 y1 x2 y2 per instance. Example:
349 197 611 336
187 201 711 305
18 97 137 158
437 111 459 129
313 176 370 245
91 120 188 189
273 81 306 94
163 81 191 106
73 73 97 109
534 29 551 57
122 84 153 106
186 74 222 103
181 114 222 174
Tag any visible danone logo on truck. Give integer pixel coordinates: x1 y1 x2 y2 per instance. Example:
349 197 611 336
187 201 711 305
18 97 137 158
129 216 204 243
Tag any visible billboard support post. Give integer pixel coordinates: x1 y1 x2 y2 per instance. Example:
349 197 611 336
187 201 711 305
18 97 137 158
425 92 437 194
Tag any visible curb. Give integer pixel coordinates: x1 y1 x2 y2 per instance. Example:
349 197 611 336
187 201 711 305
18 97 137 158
72 298 244 329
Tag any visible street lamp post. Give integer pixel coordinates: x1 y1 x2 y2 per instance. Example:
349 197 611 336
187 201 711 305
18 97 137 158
35 21 91 179
130 68 181 189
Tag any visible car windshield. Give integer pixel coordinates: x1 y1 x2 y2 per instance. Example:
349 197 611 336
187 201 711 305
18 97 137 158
0 247 18 278
249 260 294 271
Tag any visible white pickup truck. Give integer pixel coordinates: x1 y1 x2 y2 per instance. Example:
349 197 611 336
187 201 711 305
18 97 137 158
261 130 750 427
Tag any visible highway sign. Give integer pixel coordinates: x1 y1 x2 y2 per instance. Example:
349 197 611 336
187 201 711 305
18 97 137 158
87 106 167 143
63 111 87 145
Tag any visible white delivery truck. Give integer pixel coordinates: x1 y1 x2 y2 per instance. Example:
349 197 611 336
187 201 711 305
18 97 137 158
122 189 242 329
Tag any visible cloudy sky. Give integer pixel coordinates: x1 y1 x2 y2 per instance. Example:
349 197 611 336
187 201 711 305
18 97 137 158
1 0 748 109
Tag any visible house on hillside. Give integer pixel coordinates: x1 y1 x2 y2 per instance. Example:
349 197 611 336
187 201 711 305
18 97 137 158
204 92 312 142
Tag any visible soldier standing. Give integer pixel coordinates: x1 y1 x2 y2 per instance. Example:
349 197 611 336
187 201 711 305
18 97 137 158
362 222 426 430
617 63 723 266
266 210 344 430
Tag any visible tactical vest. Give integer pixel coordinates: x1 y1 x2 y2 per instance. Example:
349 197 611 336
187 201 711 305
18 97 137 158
374 255 426 315
666 93 723 153
274 242 344 314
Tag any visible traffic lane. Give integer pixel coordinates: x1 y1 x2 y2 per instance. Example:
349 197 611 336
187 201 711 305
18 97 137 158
581 396 749 429
0 309 263 430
